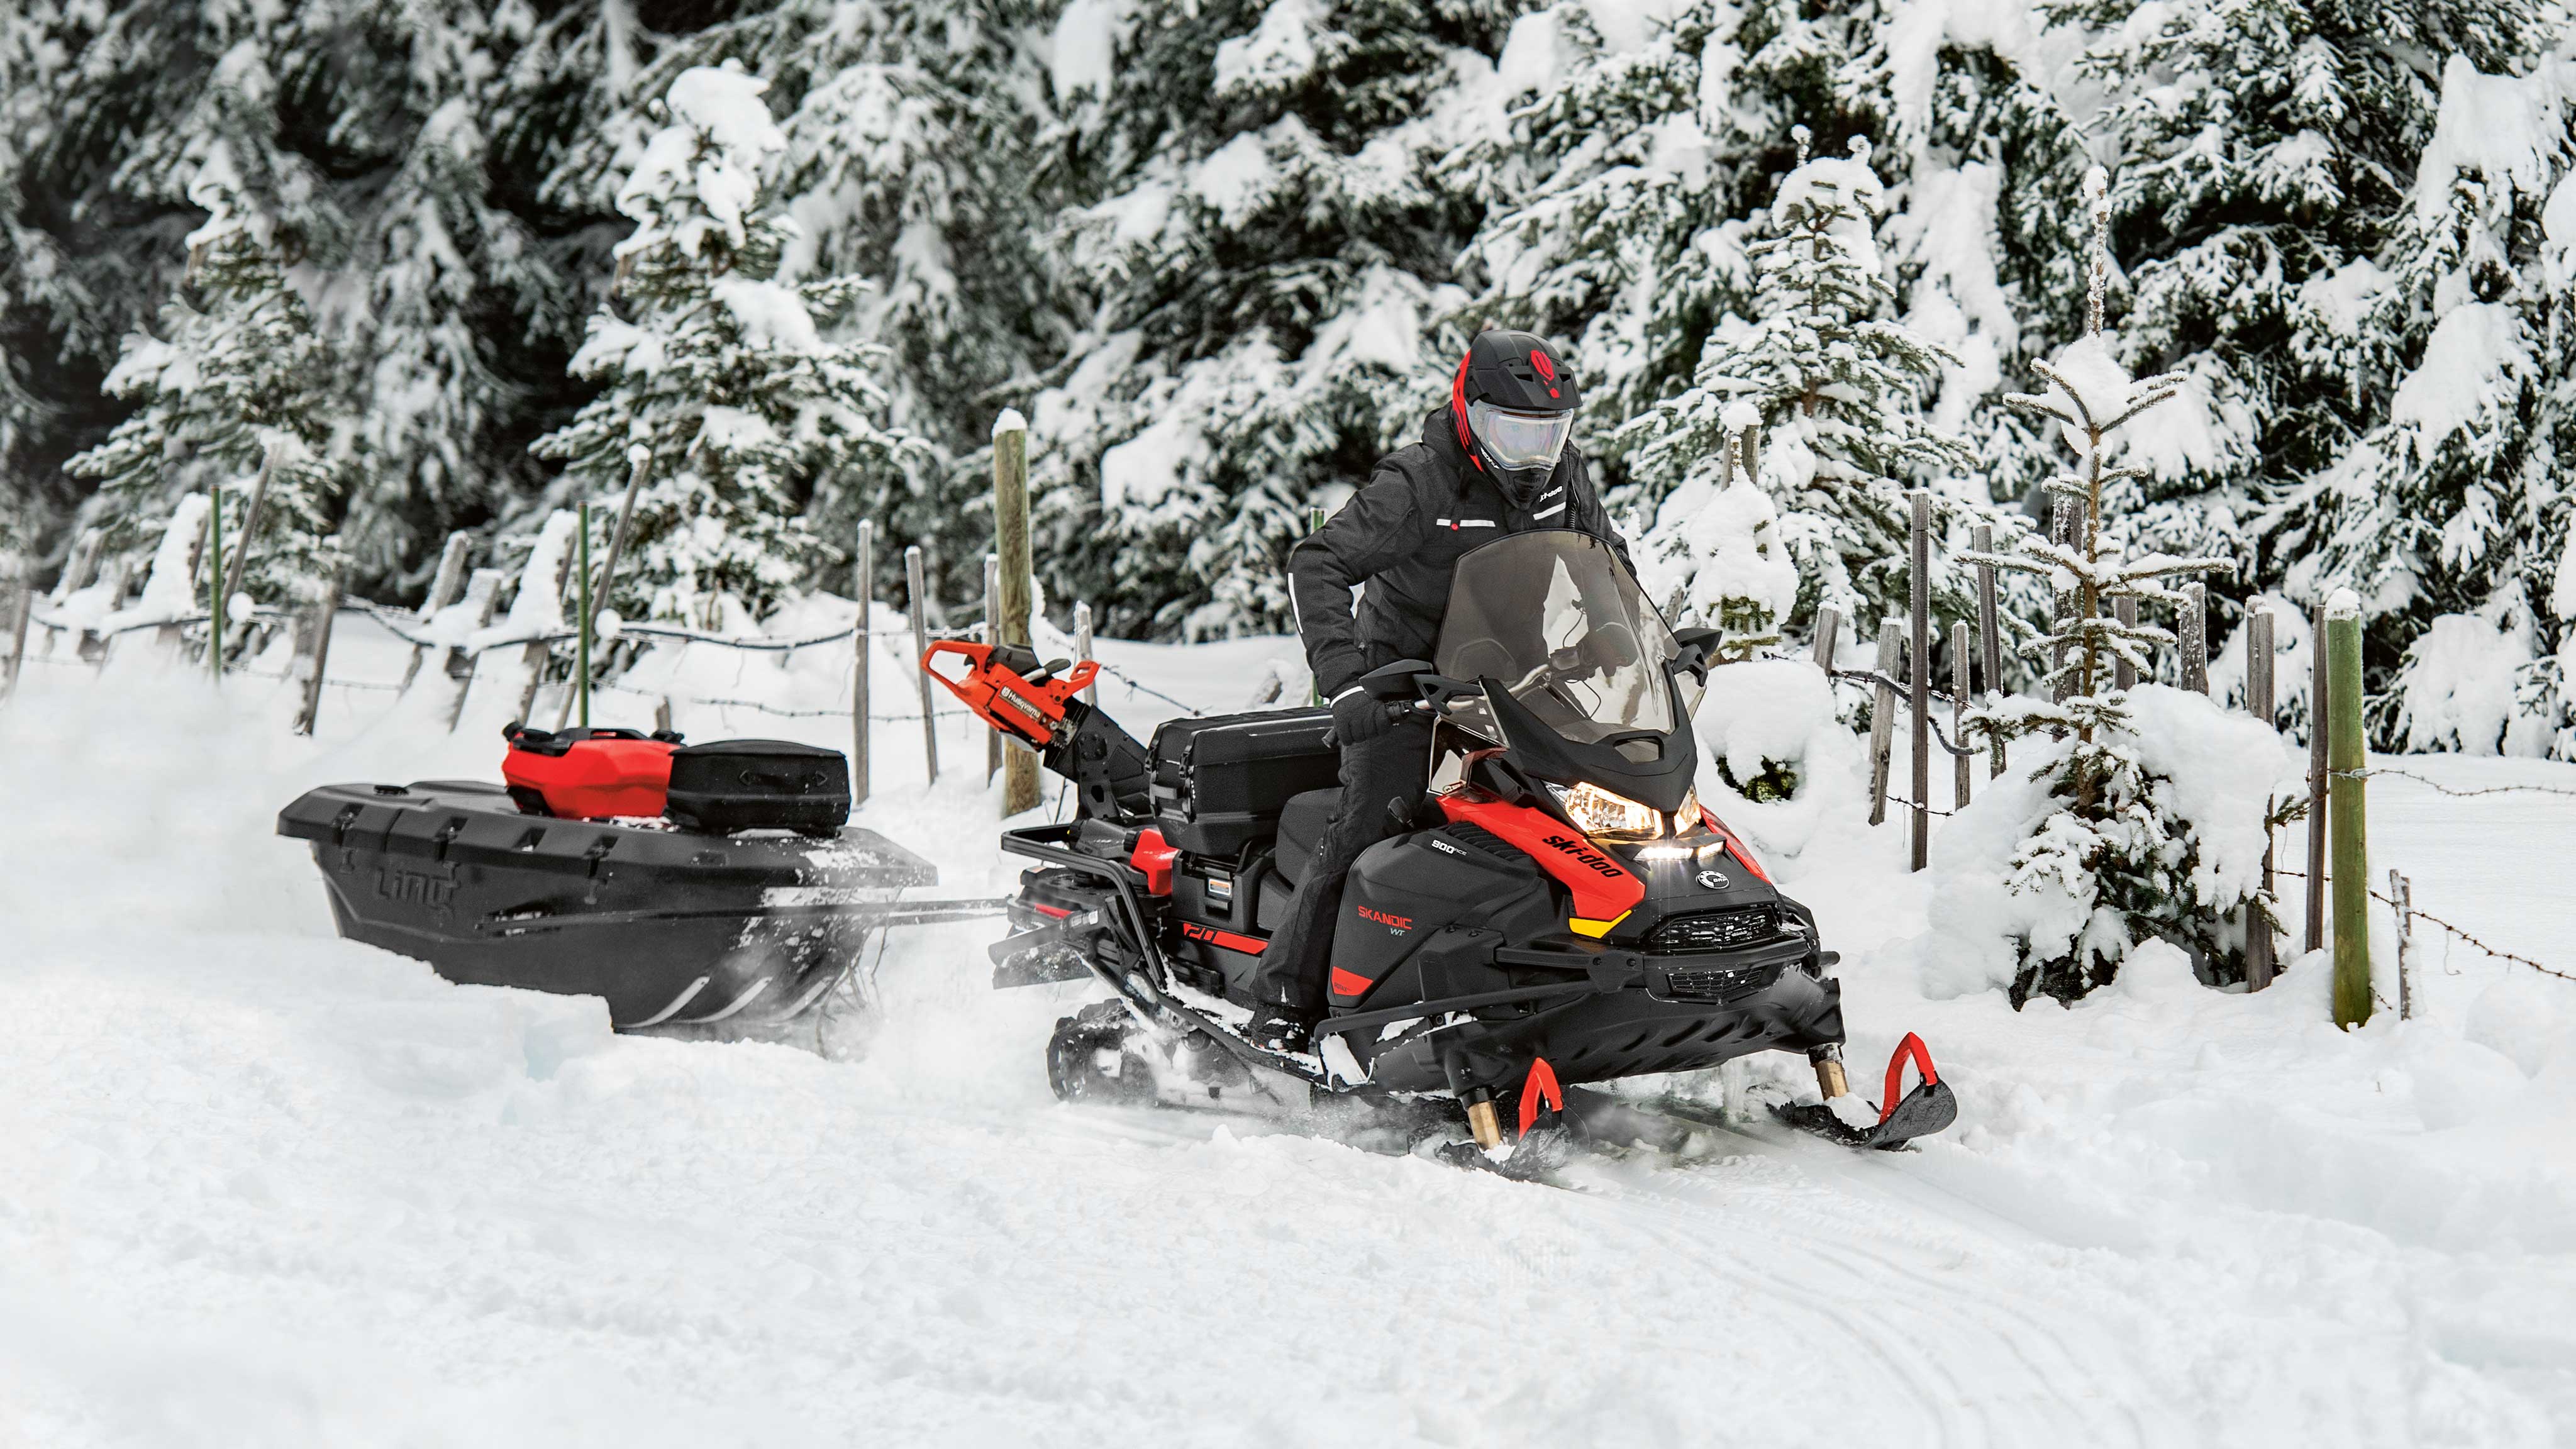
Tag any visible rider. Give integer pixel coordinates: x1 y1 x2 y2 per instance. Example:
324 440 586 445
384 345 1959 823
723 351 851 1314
1248 330 1633 1052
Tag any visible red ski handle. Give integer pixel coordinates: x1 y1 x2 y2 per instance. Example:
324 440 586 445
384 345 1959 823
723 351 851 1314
1877 1031 1940 1124
921 640 1102 752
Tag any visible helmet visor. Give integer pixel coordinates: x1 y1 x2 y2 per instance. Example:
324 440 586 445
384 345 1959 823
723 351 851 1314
1467 401 1573 472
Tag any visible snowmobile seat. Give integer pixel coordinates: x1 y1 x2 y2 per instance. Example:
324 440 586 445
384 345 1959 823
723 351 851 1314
1272 787 1340 888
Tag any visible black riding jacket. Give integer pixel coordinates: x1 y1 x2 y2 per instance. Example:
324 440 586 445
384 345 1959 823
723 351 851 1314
1289 406 1634 701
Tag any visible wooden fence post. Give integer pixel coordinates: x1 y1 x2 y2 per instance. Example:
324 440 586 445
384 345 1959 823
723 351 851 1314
54 528 103 607
994 411 1040 816
1974 524 2005 779
852 518 872 808
554 450 652 729
2380 866 2401 1016
1074 601 1096 706
2306 599 2331 955
218 440 282 617
294 570 345 736
2326 595 2368 1028
157 503 213 652
1 565 31 702
79 557 128 665
402 531 472 691
443 569 505 731
907 544 938 785
513 514 577 728
2246 608 2277 991
983 551 1001 785
2180 582 2208 693
2390 869 2413 1021
1951 619 1972 811
1908 491 1930 872
1811 604 1841 675
597 450 652 604
1867 618 1902 828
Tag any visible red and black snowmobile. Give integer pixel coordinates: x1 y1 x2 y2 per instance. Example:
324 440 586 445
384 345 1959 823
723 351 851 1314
929 530 1955 1170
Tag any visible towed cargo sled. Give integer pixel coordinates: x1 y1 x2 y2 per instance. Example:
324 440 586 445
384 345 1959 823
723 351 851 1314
278 723 998 1040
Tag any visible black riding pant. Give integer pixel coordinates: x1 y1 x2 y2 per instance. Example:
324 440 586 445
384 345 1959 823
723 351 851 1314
1251 713 1435 1013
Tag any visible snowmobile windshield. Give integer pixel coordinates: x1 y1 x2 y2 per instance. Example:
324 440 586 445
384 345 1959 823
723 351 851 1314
1465 401 1574 471
1433 531 1683 747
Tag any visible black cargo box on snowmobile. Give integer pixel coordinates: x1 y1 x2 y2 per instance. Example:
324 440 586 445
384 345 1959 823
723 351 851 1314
278 779 937 1031
1147 708 1339 857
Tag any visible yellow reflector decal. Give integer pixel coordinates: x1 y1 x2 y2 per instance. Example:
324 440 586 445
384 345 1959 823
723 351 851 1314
1567 912 1629 939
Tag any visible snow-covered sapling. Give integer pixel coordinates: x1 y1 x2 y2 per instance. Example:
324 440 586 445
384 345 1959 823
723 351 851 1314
1638 398 1796 662
1971 169 2262 1006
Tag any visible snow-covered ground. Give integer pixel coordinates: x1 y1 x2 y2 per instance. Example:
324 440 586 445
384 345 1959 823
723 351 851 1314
3 623 2572 1447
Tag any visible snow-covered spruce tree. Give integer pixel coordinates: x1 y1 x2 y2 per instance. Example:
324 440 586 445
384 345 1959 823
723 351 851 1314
539 0 1058 605
62 177 346 602
1454 0 1886 448
2041 0 2550 609
326 0 618 589
2265 52 2576 757
1 0 619 594
1616 130 2022 641
1972 170 2257 1006
1635 399 1795 657
1029 0 1519 639
530 67 909 630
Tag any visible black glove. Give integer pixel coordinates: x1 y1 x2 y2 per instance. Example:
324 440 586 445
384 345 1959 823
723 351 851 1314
1330 687 1397 747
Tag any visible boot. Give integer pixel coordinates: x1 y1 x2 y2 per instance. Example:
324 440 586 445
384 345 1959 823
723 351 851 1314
1246 1002 1319 1054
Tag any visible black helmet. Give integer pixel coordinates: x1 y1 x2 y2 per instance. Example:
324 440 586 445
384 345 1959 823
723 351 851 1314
1450 330 1582 506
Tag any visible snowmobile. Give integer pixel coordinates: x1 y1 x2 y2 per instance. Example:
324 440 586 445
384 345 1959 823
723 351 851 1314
927 530 1956 1169
277 726 997 1042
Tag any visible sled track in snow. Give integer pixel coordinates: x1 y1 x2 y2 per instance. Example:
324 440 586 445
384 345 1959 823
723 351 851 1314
1570 1134 2185 1446
1048 1099 2185 1445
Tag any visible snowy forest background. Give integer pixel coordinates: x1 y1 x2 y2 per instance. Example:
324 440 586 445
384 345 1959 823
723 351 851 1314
4 0 2575 755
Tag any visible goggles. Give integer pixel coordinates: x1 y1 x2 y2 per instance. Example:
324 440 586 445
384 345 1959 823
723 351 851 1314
1466 401 1574 472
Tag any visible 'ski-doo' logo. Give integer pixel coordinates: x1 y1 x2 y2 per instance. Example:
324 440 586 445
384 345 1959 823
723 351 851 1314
1357 905 1413 932
1696 869 1731 891
1540 833 1627 879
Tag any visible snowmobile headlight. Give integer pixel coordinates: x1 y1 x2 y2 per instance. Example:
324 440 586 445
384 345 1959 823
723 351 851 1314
1672 787 1702 834
1548 782 1664 840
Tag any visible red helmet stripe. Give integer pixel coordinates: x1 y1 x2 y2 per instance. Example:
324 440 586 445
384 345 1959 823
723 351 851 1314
1452 353 1474 449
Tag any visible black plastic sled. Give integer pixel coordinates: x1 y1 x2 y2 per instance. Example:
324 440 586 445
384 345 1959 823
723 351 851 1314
278 776 988 1035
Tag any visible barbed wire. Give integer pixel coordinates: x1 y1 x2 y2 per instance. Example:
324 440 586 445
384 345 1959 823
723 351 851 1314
2272 865 2572 983
582 680 976 724
1828 667 1982 758
2329 766 2576 801
353 599 958 656
1089 660 1207 718
1879 796 1958 818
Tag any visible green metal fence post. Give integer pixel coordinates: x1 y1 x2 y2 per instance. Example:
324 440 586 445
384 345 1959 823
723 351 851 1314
208 486 225 682
575 500 592 729
2326 593 2370 1028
